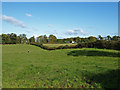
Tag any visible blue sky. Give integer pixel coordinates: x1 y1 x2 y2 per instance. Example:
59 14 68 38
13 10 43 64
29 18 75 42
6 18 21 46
2 2 118 39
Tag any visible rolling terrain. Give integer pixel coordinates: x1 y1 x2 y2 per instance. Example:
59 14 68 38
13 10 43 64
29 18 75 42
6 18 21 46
2 44 119 88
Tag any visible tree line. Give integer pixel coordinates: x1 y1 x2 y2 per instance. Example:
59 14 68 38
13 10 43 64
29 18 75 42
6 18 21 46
0 33 120 44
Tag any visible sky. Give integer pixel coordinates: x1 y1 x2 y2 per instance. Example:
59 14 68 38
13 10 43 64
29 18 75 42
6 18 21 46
2 0 120 2
2 2 118 39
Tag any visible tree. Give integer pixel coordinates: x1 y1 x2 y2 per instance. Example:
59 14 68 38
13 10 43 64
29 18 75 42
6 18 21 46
107 35 111 41
98 35 103 40
37 35 45 44
6 34 11 44
112 35 118 41
9 33 17 44
2 34 8 44
48 34 57 44
0 34 2 44
22 34 27 44
43 35 48 43
88 36 97 42
75 37 81 43
19 34 27 44
57 39 64 44
16 36 20 44
70 38 73 43
29 36 35 43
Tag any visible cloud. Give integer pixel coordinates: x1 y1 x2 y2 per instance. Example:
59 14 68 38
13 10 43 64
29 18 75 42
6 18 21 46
48 24 54 28
2 15 27 28
33 34 38 38
25 13 32 17
66 28 86 35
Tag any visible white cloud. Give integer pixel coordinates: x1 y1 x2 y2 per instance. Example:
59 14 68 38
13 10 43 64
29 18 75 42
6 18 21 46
66 28 86 35
2 15 27 28
25 13 32 17
33 34 38 38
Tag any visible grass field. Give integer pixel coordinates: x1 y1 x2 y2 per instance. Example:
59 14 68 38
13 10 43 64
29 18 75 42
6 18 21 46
0 45 1 89
43 44 77 48
2 44 120 88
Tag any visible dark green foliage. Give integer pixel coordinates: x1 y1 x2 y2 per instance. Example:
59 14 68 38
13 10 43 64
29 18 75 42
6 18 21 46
111 35 119 41
67 50 120 57
56 39 65 44
30 42 43 48
30 40 120 51
29 36 35 43
98 35 103 40
77 40 120 50
95 40 120 50
82 69 120 88
1 33 28 44
48 34 57 44
1 33 120 50
63 45 69 49
37 35 48 44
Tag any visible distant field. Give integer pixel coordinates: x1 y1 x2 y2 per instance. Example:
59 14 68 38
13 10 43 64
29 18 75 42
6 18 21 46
43 44 77 48
2 44 120 88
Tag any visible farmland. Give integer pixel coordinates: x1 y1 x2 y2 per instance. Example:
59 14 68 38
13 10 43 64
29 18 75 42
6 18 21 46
2 44 120 88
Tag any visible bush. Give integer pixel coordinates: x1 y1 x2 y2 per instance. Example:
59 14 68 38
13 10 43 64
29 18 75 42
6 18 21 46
77 40 120 50
30 42 43 48
30 41 120 50
63 45 69 49
57 46 64 49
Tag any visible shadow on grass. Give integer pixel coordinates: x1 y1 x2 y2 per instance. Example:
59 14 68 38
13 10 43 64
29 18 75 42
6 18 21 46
82 69 120 88
67 50 120 57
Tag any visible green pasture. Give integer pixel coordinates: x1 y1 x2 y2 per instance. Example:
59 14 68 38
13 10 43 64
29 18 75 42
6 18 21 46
2 44 120 88
43 44 77 48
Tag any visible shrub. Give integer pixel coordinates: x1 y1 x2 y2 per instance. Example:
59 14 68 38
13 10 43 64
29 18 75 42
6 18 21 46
63 45 69 49
56 46 63 49
77 40 120 50
30 40 120 50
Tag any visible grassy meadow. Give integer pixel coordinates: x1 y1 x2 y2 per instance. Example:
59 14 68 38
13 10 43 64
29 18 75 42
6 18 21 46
43 44 77 48
2 44 120 88
0 45 1 89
